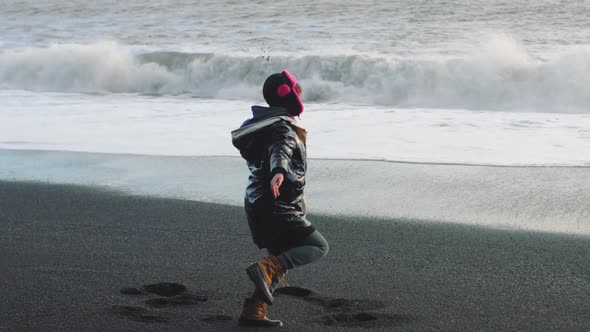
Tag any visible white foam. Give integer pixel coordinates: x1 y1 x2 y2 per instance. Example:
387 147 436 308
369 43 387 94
1 90 589 166
2 37 590 112
0 42 179 93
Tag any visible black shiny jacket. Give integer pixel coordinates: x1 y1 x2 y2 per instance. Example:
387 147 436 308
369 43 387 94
231 106 314 252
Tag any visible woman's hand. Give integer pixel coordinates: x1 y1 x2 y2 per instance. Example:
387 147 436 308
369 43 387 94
270 173 284 199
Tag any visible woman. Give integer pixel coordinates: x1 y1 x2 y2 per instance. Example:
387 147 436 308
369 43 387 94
231 70 329 327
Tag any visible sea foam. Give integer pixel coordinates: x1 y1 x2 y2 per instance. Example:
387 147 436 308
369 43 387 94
1 36 590 112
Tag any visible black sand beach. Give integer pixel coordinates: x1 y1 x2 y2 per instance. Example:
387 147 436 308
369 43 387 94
1 181 589 331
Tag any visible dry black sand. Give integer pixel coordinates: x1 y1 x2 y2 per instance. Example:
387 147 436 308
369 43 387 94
0 181 588 331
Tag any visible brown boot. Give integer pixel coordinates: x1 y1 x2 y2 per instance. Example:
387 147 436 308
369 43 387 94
246 255 285 305
238 297 283 327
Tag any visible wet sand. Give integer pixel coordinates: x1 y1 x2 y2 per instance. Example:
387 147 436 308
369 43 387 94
0 181 589 331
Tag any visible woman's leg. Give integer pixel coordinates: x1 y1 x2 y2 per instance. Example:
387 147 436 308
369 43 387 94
246 230 329 306
275 230 329 270
265 230 328 293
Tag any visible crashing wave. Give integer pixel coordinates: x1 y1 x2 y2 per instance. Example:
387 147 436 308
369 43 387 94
1 38 589 112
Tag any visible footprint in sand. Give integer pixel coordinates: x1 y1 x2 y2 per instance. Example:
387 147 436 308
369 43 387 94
115 282 231 324
274 286 388 312
121 282 208 307
274 286 417 328
120 282 188 297
107 305 171 323
145 293 208 308
320 312 417 328
201 314 233 322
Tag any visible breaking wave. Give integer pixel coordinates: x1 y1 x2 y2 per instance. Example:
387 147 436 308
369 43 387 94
1 37 590 112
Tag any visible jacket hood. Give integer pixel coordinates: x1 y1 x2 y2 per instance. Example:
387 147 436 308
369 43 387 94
231 106 306 163
241 106 289 127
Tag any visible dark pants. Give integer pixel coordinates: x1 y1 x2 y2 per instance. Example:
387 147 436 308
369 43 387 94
266 230 329 292
270 230 329 270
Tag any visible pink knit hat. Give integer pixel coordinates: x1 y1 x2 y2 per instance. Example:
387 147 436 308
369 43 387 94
262 69 304 116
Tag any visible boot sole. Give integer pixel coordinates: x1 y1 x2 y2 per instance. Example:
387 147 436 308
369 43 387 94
246 264 274 306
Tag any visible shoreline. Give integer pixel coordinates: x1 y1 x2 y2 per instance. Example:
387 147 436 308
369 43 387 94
1 181 589 331
3 147 590 168
1 149 589 236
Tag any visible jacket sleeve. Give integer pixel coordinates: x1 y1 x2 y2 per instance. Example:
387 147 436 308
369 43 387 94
267 121 297 177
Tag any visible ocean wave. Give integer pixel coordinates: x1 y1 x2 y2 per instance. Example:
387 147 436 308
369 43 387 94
1 37 590 112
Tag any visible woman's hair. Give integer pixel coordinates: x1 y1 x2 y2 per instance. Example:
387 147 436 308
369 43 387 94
262 73 287 107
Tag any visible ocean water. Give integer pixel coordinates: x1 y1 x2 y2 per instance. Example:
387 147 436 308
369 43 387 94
1 0 590 165
2 2 590 114
1 1 589 234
